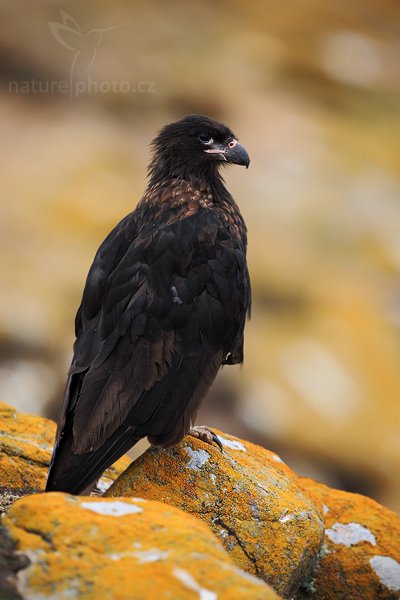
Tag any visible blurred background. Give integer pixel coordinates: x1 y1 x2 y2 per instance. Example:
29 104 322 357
1 0 400 511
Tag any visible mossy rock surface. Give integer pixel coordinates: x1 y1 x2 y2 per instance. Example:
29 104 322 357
3 492 279 600
0 401 131 512
298 478 400 600
107 430 324 597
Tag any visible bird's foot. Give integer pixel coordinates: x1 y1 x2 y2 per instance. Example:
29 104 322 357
188 426 223 452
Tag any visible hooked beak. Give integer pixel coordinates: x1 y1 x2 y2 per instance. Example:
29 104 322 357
204 139 250 168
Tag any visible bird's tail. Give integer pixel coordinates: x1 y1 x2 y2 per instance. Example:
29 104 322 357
45 423 137 495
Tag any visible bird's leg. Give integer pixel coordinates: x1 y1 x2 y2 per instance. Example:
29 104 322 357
188 426 223 452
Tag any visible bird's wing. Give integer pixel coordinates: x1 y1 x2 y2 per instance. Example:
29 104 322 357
51 211 137 442
48 207 249 490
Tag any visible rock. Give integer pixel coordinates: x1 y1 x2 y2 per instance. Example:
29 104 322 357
298 478 400 599
3 403 399 599
106 430 324 598
0 401 55 507
0 402 131 512
2 492 279 600
0 525 29 600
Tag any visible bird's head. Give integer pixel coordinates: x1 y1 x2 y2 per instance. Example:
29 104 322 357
149 115 250 185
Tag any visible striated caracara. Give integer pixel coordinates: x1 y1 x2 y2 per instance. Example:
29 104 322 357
46 114 251 494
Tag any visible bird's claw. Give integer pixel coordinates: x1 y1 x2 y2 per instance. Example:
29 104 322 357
188 426 223 452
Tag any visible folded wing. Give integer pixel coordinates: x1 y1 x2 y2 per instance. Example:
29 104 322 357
46 208 250 493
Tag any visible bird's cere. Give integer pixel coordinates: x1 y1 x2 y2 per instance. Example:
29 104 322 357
81 500 143 516
204 147 227 154
204 138 238 153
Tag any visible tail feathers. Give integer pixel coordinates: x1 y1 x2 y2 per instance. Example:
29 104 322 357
45 424 136 495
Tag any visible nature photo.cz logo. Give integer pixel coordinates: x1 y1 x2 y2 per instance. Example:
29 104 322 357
9 10 155 97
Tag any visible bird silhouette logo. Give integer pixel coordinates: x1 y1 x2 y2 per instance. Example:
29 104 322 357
49 10 120 92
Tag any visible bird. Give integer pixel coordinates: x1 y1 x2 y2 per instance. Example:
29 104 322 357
46 114 251 495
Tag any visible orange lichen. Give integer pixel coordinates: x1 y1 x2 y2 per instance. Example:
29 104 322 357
107 430 324 597
0 402 130 496
3 493 280 599
0 401 55 491
298 478 400 599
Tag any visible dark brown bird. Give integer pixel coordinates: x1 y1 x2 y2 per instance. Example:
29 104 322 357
46 114 251 494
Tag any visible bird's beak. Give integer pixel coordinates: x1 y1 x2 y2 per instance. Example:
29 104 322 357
204 139 250 168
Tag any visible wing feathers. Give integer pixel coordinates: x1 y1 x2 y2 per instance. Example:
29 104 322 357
49 206 250 492
72 329 175 452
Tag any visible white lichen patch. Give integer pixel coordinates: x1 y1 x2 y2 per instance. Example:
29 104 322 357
95 478 113 494
81 500 143 517
279 513 294 524
325 522 376 547
190 552 208 560
210 473 217 485
133 548 170 563
173 567 217 600
231 564 268 586
185 446 210 470
370 555 400 591
16 550 81 598
3 433 53 453
320 542 332 558
272 454 284 463
322 504 329 515
218 435 246 451
250 502 260 520
107 548 169 563
16 548 47 598
108 552 126 561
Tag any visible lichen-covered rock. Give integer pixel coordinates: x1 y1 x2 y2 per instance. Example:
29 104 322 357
2 493 279 600
298 478 400 599
0 402 130 512
106 430 324 598
0 401 55 496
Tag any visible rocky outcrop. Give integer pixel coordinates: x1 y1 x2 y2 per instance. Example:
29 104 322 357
298 478 400 599
2 493 279 600
106 430 325 598
2 402 400 600
0 402 130 512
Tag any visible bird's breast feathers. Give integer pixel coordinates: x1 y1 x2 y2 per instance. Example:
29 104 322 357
138 178 246 243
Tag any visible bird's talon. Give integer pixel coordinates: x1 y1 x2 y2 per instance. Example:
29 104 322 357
188 426 223 452
211 431 224 452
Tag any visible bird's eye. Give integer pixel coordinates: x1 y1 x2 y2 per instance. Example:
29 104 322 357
198 133 213 144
